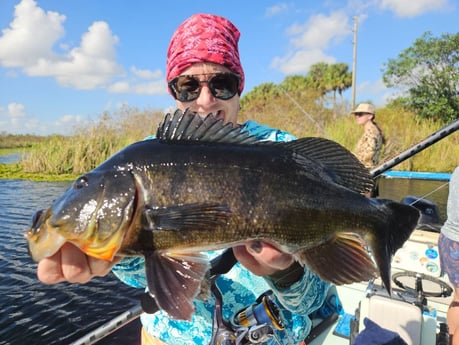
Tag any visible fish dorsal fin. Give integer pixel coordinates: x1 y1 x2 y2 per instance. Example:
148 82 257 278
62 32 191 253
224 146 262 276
281 137 374 194
156 108 258 144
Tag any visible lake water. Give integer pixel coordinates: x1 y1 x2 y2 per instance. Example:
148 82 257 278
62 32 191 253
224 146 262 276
0 175 450 344
0 179 142 345
0 153 21 164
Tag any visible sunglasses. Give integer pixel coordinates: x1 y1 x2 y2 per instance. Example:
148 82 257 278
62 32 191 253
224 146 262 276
354 112 371 117
168 73 241 102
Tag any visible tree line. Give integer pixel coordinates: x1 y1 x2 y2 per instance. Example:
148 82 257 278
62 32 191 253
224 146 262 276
242 30 459 125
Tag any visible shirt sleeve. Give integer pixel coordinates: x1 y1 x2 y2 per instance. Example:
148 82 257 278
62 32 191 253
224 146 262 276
441 167 459 241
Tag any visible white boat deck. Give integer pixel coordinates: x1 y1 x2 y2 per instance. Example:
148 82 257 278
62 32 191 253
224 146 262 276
309 229 452 345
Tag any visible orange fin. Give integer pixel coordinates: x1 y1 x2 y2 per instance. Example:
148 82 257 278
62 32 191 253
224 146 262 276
297 232 377 285
144 251 209 320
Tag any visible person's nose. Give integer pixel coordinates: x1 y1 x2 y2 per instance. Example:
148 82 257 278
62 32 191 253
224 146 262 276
195 84 215 106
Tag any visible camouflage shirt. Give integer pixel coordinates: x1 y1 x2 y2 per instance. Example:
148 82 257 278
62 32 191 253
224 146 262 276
354 121 383 169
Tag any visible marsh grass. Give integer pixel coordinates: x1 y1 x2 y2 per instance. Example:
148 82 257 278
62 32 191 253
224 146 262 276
243 101 459 173
325 105 459 172
8 103 459 181
19 108 165 176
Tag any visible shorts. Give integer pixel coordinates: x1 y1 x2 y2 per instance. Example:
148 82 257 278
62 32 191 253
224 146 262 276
141 327 167 345
439 233 459 287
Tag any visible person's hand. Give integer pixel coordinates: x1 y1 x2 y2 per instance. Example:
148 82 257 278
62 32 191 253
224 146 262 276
232 240 296 276
37 242 120 284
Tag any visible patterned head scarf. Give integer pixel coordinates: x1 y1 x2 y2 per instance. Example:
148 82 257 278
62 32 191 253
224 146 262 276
166 13 245 94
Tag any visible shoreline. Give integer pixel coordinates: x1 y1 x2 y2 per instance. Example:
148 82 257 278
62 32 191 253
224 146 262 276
0 163 77 182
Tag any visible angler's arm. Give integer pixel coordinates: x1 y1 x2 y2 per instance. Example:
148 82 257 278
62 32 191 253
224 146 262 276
111 257 147 288
233 242 331 315
265 267 331 315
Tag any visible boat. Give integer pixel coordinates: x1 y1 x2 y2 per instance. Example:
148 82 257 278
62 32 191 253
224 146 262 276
308 232 452 345
306 175 452 345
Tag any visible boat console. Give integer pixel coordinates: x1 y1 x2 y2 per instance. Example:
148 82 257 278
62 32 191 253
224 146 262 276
309 228 453 345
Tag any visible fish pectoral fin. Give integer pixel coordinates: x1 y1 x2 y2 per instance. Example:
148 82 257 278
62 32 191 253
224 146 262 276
142 203 231 231
296 233 377 285
144 251 209 320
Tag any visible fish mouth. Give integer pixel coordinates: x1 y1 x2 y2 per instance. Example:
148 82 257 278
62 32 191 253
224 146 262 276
25 208 67 262
25 178 138 262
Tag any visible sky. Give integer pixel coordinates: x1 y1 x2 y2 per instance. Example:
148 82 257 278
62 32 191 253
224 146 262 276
0 0 457 135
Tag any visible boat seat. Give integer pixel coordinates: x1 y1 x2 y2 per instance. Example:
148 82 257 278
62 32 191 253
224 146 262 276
363 295 422 345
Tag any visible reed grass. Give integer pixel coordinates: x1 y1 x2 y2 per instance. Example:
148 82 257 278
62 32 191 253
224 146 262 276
19 107 165 176
242 101 459 173
9 102 459 181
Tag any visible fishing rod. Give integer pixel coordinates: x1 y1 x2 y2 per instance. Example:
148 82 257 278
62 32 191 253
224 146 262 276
70 304 142 345
371 118 459 178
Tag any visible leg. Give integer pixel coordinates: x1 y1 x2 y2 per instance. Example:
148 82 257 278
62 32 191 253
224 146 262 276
439 233 459 343
450 291 459 344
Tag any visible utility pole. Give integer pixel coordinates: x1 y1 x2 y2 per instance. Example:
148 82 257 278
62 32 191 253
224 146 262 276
351 16 358 111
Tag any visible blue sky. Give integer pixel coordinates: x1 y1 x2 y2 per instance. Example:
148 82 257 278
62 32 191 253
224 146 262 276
0 0 457 135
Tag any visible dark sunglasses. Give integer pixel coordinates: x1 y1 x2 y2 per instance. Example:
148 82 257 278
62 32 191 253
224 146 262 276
168 73 240 102
354 112 371 117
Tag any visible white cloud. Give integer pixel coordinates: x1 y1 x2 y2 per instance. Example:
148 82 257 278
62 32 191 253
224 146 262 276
265 3 290 17
107 79 167 95
0 101 86 135
272 49 336 75
0 0 65 67
0 0 123 90
0 102 26 128
355 79 394 106
271 11 351 74
8 102 26 118
380 0 450 17
130 66 162 80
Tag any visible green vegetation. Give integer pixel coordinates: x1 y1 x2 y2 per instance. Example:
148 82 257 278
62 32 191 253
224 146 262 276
2 31 458 181
0 132 48 149
241 96 459 172
383 31 459 123
2 101 457 181
1 107 166 180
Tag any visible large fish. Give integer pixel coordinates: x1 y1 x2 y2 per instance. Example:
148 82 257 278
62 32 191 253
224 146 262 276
25 109 419 320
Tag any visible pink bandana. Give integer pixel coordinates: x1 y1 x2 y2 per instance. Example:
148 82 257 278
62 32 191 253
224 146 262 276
166 13 245 93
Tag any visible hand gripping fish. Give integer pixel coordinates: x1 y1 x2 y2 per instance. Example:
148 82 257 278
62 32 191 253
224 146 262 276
25 109 420 320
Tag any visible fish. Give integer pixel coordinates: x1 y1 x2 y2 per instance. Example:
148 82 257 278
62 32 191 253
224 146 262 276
25 108 420 320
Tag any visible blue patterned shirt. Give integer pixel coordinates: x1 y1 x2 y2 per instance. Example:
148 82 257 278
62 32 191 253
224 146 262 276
112 120 331 344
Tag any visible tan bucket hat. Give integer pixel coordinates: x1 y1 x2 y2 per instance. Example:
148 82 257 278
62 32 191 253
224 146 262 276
352 103 375 115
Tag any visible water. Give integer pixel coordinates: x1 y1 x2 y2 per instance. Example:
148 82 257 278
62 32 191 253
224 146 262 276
0 175 450 345
0 179 142 345
0 154 20 164
378 176 450 222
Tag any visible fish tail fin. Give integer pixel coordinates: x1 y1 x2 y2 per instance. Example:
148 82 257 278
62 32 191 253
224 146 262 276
368 199 420 294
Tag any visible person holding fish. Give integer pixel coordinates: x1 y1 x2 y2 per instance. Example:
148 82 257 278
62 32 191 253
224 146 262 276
36 13 333 344
30 13 420 345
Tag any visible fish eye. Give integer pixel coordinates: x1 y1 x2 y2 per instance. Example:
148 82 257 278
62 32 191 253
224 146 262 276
74 176 89 190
